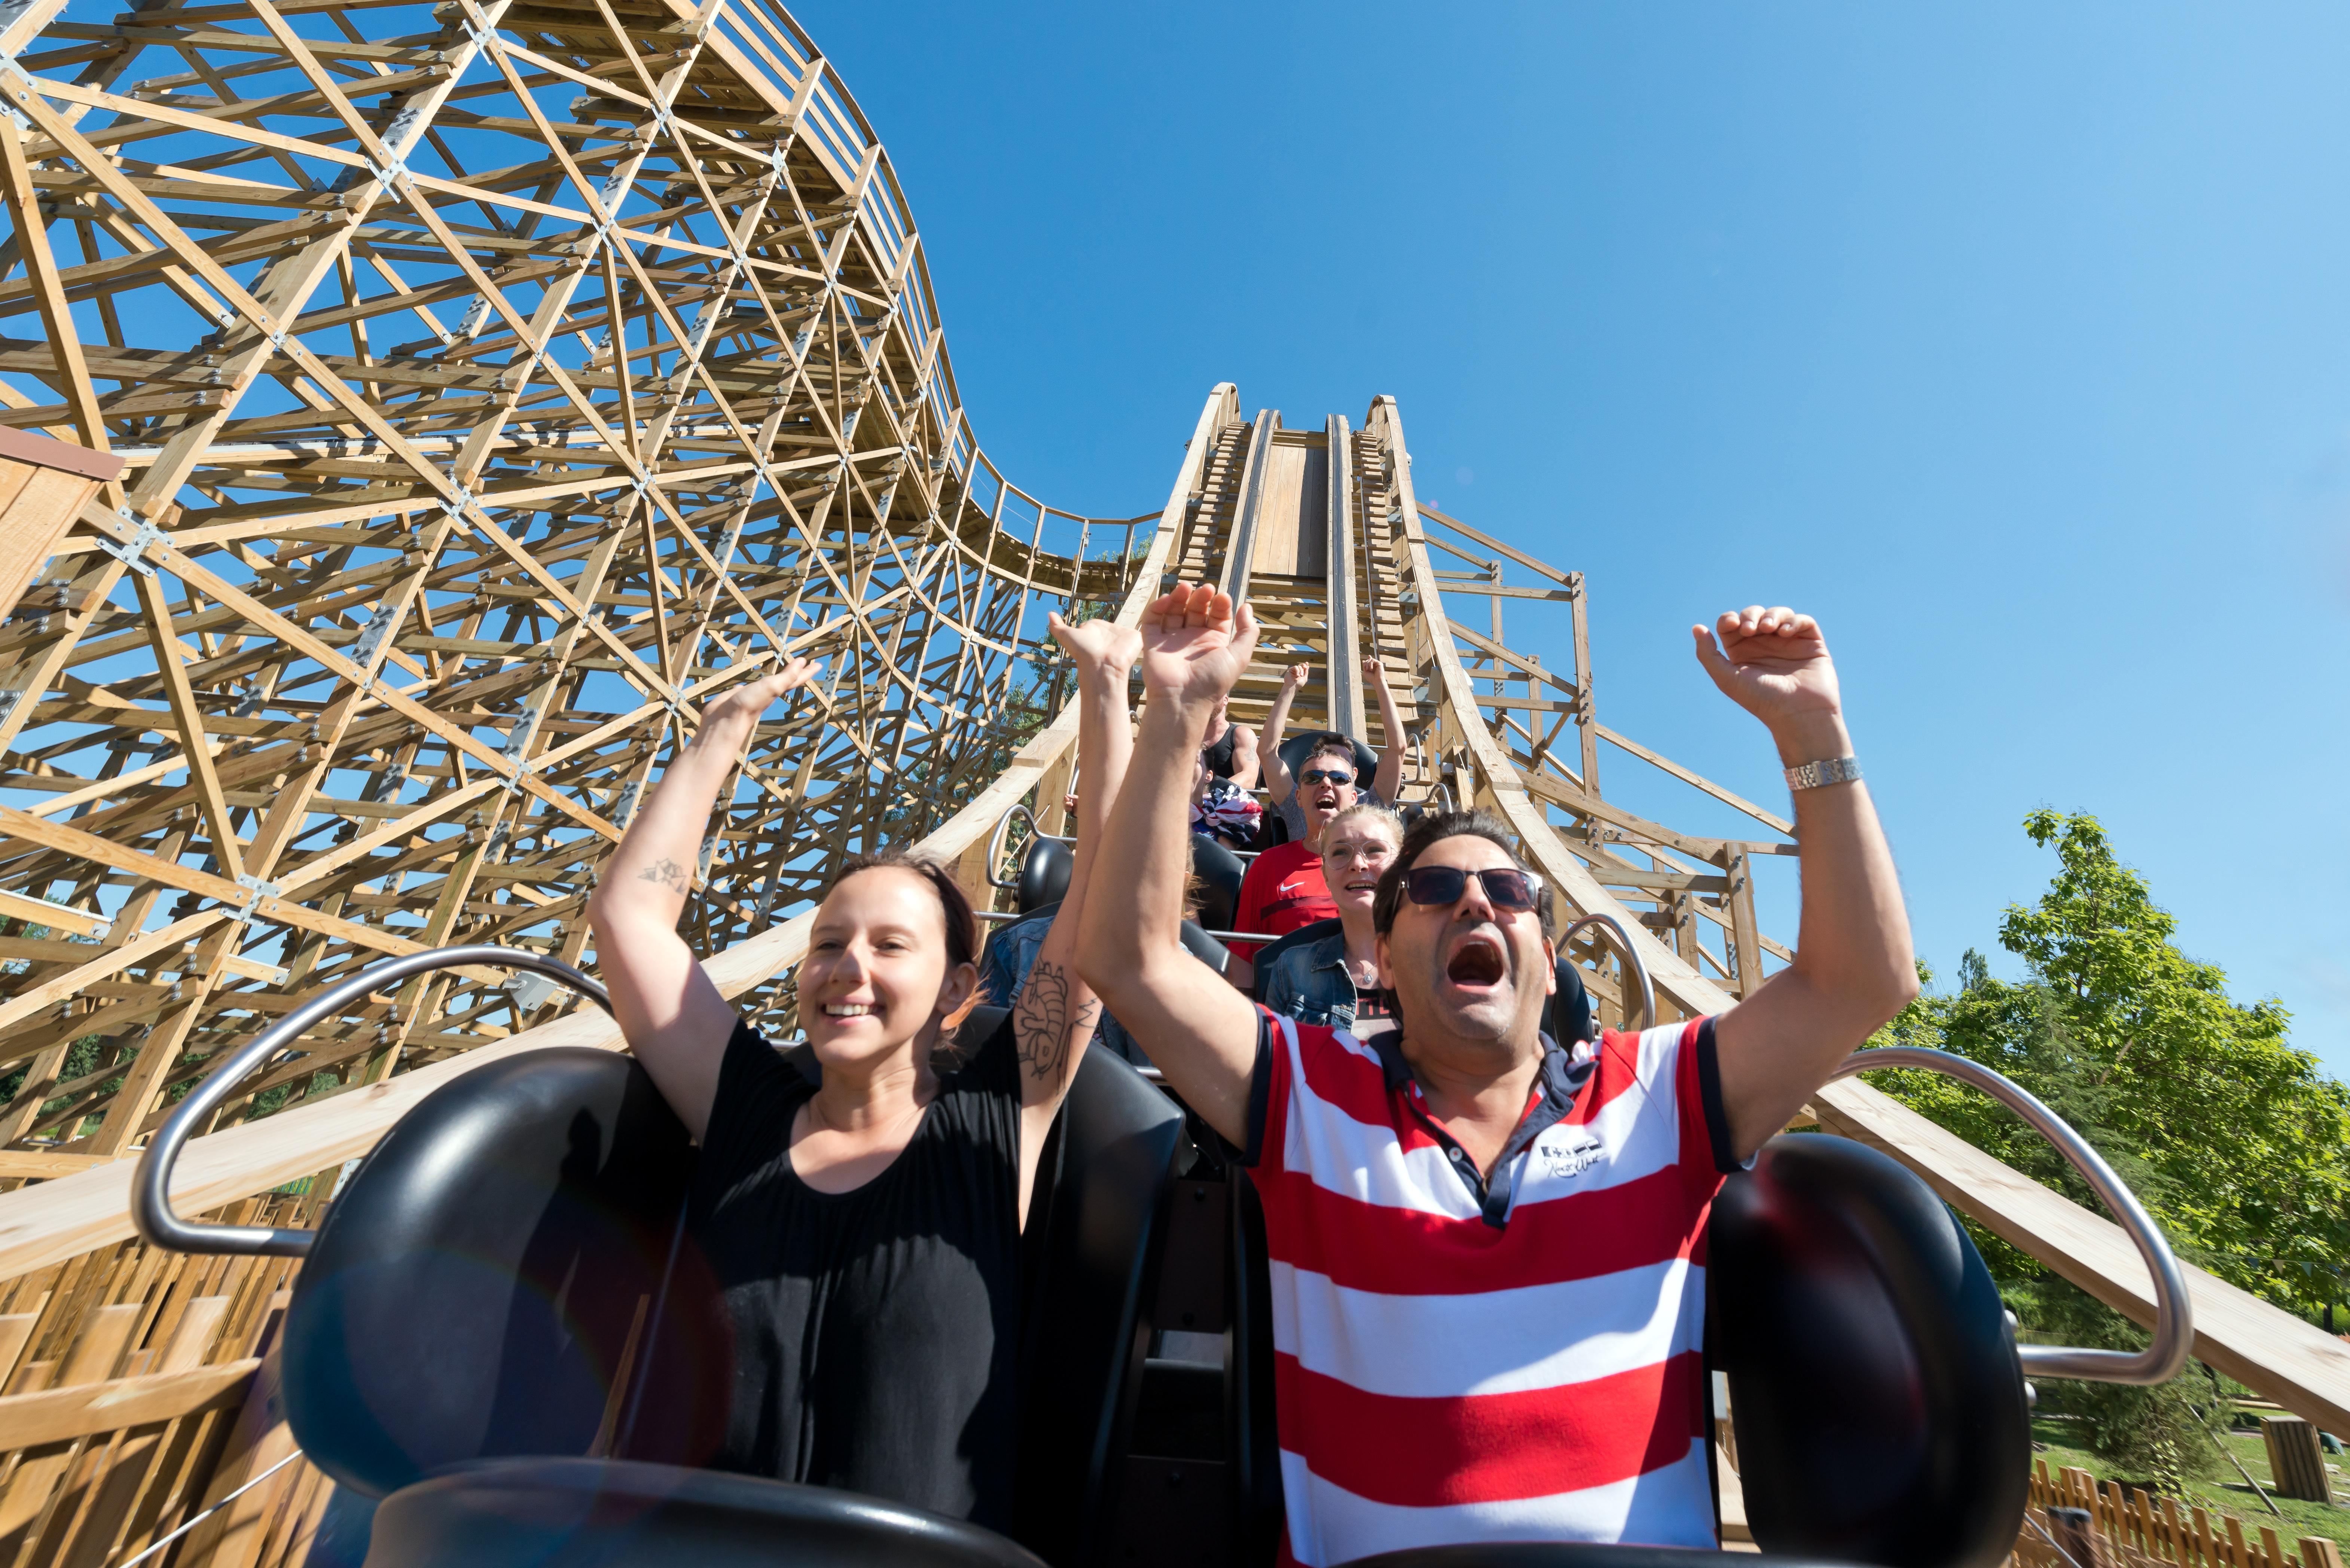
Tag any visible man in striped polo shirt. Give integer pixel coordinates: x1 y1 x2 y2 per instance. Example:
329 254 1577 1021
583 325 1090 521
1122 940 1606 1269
1078 583 1920 1564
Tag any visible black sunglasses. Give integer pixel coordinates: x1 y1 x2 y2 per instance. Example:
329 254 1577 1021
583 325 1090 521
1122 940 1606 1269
1299 768 1355 786
1403 864 1541 913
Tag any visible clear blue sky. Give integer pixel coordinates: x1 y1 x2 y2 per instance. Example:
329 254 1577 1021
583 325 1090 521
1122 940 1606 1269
791 2 2350 1077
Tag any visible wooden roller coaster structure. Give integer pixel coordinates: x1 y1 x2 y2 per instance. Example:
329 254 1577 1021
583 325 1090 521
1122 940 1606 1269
0 0 2342 1561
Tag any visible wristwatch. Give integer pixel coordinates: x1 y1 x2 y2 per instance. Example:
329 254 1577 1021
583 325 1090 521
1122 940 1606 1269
1783 755 1862 791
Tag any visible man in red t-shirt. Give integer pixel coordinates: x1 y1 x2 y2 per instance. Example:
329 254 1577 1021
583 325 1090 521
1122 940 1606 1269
1230 736 1364 984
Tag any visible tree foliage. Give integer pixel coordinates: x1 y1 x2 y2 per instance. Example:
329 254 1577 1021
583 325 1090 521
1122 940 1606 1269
1871 809 2350 1311
1861 810 2350 1484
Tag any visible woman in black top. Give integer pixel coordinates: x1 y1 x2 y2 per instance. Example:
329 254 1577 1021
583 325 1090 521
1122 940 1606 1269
584 614 1142 1529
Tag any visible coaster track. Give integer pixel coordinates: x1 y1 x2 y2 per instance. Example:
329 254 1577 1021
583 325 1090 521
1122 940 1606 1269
0 0 2344 1543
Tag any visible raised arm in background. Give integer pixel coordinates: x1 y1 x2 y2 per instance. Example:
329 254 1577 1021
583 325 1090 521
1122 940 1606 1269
1699 607 1920 1160
1011 614 1140 1195
1363 655 1406 804
1257 660 1309 811
586 657 815 1140
1077 585 1265 1144
1207 695 1260 792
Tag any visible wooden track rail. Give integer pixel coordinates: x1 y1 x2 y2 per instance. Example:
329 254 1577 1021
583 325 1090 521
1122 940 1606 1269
0 0 2342 1552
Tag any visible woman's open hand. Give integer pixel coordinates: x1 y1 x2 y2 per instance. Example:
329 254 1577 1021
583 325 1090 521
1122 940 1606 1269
1048 611 1141 677
699 655 815 737
1138 582 1258 708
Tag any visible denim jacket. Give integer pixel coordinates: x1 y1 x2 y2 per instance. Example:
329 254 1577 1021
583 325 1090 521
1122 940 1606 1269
978 905 1148 1065
1259 930 1369 1031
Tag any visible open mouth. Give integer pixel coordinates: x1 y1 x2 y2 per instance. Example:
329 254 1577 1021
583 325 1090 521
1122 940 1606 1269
822 1002 876 1018
1444 935 1507 988
1344 877 1378 894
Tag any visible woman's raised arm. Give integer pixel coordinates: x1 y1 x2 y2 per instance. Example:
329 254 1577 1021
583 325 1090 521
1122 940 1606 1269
1014 616 1138 1167
586 657 815 1140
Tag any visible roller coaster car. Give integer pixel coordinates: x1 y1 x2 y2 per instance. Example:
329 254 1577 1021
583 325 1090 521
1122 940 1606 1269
134 948 2188 1568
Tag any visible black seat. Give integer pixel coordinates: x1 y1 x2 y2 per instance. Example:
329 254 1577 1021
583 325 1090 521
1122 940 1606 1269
1188 834 1245 934
1017 836 1073 914
281 1048 719 1494
285 1018 1186 1568
1015 1043 1185 1564
1709 1133 2029 1568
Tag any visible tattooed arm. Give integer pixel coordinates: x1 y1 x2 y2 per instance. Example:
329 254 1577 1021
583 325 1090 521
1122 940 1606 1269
1014 615 1138 1204
586 658 813 1140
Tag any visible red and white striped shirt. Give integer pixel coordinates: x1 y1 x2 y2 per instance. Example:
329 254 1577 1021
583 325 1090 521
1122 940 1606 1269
1241 1009 1736 1566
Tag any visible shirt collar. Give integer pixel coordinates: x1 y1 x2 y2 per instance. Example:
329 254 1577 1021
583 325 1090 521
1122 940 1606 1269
1368 1025 1588 1104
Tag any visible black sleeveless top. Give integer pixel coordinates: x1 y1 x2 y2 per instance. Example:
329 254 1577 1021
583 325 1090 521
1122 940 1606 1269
1202 718 1240 777
686 1015 1022 1529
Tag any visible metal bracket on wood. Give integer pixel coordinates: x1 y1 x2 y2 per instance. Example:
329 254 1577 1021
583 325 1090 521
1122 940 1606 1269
95 510 167 577
231 874 281 929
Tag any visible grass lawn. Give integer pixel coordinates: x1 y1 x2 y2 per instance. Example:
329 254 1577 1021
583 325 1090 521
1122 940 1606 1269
2034 1417 2350 1549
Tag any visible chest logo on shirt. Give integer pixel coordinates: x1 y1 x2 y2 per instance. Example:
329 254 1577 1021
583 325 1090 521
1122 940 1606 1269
1535 1135 1605 1178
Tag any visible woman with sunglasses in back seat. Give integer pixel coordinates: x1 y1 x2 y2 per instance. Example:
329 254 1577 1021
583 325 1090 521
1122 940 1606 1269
1077 581 1919 1562
1226 734 1364 991
1256 657 1409 842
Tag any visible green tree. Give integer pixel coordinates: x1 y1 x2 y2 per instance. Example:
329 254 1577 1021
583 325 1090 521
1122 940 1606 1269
1862 810 2350 1485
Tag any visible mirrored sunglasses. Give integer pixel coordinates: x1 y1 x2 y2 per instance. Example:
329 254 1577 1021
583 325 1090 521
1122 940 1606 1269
1402 864 1540 913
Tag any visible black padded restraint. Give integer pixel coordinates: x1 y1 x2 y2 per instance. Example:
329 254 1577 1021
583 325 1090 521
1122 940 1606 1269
365 1457 1049 1568
1550 956 1593 1047
1016 836 1073 915
1189 833 1246 934
1013 1043 1185 1567
1709 1133 2030 1568
282 1049 719 1498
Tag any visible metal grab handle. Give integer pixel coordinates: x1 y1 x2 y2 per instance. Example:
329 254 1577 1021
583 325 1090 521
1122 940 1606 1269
1556 912 1654 1036
132 946 614 1259
1828 1045 2192 1385
982 803 1073 891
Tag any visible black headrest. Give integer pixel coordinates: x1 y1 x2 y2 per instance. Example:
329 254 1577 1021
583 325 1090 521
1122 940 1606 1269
1188 834 1246 933
1178 919 1230 977
1711 1133 2029 1567
282 1050 721 1497
1551 957 1593 1046
1276 730 1377 785
1016 835 1072 915
1014 1045 1186 1564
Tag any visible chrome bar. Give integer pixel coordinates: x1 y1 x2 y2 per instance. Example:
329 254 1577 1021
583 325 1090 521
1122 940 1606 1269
1828 1045 2192 1385
132 946 614 1258
1557 911 1653 1034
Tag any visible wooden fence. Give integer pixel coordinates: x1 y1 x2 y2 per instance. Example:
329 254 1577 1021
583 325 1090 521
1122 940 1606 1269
2016 1462 2347 1568
0 1179 345 1568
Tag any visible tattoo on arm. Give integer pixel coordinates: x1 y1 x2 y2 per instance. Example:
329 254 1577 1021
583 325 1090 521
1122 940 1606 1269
1016 956 1101 1084
637 857 688 893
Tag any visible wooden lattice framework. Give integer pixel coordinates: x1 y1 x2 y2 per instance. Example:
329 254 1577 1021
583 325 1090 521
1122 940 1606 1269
0 0 1150 1170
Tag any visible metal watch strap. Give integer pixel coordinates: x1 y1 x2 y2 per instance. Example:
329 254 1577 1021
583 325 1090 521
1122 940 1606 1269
1783 755 1862 791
